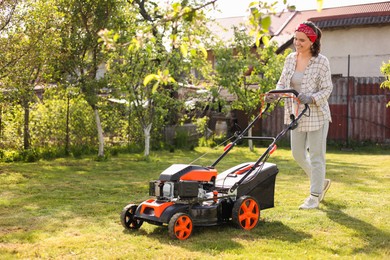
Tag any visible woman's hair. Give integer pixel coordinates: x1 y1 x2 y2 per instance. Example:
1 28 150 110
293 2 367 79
303 21 322 57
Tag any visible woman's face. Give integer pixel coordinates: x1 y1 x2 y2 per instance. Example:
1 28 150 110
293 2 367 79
294 31 312 54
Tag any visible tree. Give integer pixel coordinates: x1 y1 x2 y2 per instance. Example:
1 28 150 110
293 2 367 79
102 0 217 156
1 0 61 150
0 0 18 80
54 0 127 158
213 27 289 150
104 37 177 156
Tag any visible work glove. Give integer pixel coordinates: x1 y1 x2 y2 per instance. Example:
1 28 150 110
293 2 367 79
298 93 313 104
264 93 278 103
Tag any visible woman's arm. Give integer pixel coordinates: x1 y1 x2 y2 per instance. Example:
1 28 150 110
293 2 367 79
312 56 333 106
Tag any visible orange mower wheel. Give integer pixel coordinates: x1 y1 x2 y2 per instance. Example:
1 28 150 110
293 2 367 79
168 213 193 240
232 196 260 230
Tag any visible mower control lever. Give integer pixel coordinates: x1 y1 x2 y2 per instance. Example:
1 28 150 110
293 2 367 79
230 183 239 192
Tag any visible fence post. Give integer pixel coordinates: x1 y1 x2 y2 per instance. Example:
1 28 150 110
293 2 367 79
346 55 350 147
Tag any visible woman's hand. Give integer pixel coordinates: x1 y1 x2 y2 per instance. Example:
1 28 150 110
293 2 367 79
298 93 315 104
264 93 279 103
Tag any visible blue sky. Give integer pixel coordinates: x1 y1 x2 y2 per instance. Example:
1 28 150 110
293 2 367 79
212 0 389 18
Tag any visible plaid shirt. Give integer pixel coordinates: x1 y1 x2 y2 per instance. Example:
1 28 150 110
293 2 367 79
276 52 333 132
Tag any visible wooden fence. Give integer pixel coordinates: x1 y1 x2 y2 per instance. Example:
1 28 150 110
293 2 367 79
259 76 390 144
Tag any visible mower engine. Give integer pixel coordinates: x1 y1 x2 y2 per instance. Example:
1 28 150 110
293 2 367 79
149 164 218 202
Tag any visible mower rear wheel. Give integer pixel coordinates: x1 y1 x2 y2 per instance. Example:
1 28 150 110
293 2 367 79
168 213 193 240
120 204 143 230
232 196 260 230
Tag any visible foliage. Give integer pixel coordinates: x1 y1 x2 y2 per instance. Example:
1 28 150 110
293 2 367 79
213 28 290 117
0 0 62 150
174 128 190 148
198 136 216 147
102 0 218 156
247 0 292 47
0 0 20 80
193 116 210 136
0 104 24 150
0 75 158 162
53 0 129 157
247 0 323 46
380 60 390 107
194 116 221 148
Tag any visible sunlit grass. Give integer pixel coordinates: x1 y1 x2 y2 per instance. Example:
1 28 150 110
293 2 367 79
0 146 389 259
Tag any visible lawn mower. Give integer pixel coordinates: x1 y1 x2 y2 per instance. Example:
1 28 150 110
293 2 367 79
120 89 309 240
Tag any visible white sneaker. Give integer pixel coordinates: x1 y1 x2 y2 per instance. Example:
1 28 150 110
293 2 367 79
299 195 319 210
319 179 331 202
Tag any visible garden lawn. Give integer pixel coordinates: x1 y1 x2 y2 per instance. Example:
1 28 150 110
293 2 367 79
0 147 389 259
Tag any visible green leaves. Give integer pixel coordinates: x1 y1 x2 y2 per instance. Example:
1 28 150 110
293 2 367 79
247 1 278 47
143 70 176 93
317 0 323 12
380 60 390 107
261 15 271 30
214 23 289 116
143 74 159 87
180 43 188 57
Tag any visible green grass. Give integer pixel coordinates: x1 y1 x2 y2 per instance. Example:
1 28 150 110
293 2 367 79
0 147 389 259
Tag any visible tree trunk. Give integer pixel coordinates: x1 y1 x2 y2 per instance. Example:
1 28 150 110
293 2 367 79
23 103 30 150
248 127 253 152
94 108 104 157
144 123 152 157
0 105 2 139
65 95 70 155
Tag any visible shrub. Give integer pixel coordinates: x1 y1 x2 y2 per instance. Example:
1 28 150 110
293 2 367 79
20 149 40 162
3 150 21 162
174 129 189 149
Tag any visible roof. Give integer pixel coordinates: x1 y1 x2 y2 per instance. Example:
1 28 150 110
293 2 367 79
312 14 390 28
209 11 297 43
208 16 248 43
279 1 390 35
212 1 390 45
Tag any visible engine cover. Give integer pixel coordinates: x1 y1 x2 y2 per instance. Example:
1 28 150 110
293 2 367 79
158 164 217 182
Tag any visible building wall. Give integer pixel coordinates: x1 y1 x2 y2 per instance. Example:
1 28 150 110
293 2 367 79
321 26 390 77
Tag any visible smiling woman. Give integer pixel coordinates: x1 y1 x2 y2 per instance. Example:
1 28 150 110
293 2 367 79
265 20 334 210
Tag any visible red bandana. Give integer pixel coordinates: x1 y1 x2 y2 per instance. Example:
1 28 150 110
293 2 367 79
295 24 317 43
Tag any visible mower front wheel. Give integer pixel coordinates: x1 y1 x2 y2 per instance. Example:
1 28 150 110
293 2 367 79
232 196 260 230
120 204 143 230
168 213 193 240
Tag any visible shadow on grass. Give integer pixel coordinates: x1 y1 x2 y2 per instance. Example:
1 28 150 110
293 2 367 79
322 201 390 255
252 220 312 242
274 153 384 187
122 219 311 253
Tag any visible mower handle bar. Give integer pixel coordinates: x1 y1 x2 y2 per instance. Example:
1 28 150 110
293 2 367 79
211 89 304 168
210 103 271 168
268 89 299 97
267 88 309 114
209 89 310 193
228 103 309 192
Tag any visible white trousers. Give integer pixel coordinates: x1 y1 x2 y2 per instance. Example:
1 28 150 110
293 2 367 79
290 121 329 196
